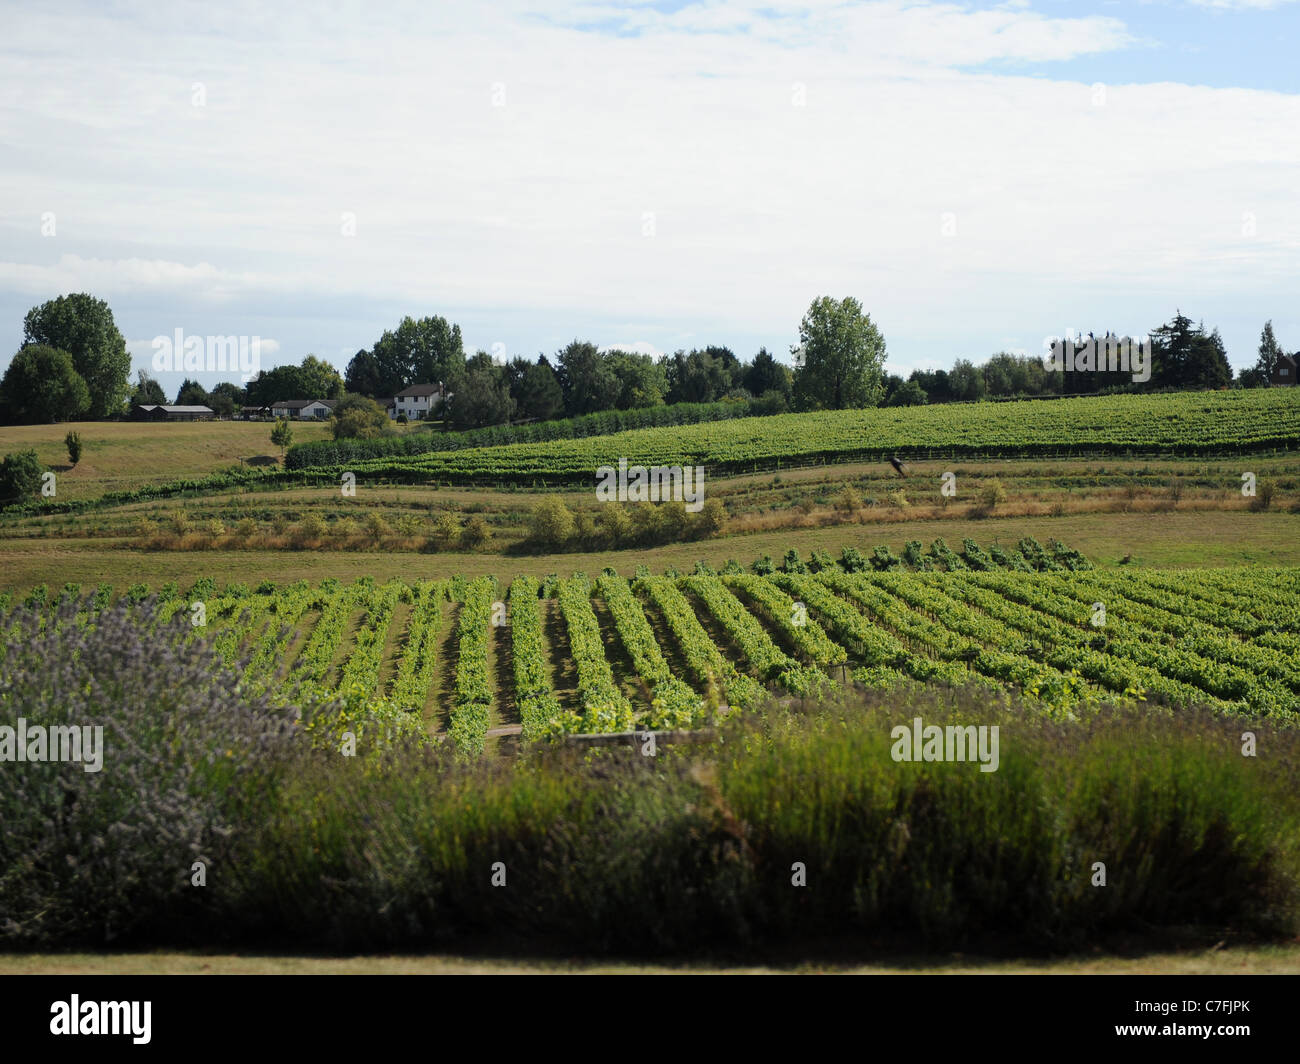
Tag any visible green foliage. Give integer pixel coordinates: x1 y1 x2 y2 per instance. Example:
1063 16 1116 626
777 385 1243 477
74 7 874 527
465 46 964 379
530 496 574 546
840 546 866 573
597 573 703 728
64 430 83 466
508 577 560 740
0 345 90 424
330 394 390 440
0 449 44 505
450 578 494 756
791 295 887 411
21 293 129 418
554 575 635 733
270 417 293 456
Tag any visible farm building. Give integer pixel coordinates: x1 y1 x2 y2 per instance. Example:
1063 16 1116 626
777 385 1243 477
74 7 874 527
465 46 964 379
131 404 216 421
1272 354 1297 386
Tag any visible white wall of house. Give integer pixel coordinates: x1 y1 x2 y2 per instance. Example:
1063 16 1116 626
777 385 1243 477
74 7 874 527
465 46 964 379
394 392 440 419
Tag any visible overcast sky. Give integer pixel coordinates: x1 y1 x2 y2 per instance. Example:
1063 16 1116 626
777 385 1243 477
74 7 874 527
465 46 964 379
1 0 1297 393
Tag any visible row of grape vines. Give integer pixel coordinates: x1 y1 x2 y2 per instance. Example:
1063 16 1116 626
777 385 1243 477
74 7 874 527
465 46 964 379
7 561 1299 754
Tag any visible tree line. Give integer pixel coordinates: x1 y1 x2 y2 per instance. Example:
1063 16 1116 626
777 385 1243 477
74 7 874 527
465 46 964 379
0 292 1294 432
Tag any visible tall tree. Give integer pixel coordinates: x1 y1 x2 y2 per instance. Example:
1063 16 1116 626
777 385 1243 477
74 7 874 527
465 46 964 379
297 355 344 399
245 356 343 405
556 340 619 415
344 349 384 396
369 315 465 396
1149 310 1198 389
208 381 245 416
130 370 167 406
605 350 667 409
791 296 887 410
245 365 305 406
743 347 792 399
22 294 130 418
1186 327 1232 390
514 356 564 422
947 358 988 402
175 378 210 405
665 348 736 404
1255 320 1284 384
0 345 91 424
446 355 515 430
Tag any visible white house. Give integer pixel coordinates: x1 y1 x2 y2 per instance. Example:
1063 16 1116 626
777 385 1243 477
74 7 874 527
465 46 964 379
270 399 338 420
393 382 444 420
300 399 338 420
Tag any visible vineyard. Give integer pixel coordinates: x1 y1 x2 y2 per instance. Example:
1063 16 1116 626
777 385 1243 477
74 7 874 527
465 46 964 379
295 387 1300 483
8 539 1299 751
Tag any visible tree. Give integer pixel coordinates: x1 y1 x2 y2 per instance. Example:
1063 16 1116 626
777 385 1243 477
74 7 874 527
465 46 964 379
556 340 619 415
208 381 245 416
65 430 82 466
0 345 91 424
175 378 210 406
1149 311 1198 389
791 296 887 410
886 378 927 406
0 449 43 506
344 349 384 396
22 294 130 418
910 368 951 403
330 394 391 439
947 358 988 402
130 370 167 407
665 348 738 405
743 347 792 399
445 356 515 431
369 315 465 397
605 350 668 409
514 356 564 422
1255 321 1284 384
245 356 343 406
270 417 293 457
297 355 344 399
1186 327 1232 390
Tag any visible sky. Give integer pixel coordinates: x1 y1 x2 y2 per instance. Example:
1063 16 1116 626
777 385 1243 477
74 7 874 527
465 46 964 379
1 0 1297 396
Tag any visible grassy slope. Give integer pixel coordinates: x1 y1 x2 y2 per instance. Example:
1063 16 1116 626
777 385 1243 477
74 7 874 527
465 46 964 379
0 420 333 500
3 945 1297 974
1 511 1297 592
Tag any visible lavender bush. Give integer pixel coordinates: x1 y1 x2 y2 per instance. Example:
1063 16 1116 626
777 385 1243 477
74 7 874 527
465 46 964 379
0 597 301 947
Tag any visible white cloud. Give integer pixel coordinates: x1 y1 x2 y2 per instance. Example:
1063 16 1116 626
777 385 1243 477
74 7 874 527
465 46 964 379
0 1 1296 371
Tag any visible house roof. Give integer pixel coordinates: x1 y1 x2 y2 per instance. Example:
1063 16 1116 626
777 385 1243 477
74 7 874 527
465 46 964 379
161 405 215 413
395 383 441 398
273 398 339 409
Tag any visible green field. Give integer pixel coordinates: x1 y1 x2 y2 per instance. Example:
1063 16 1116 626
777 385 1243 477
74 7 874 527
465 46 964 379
19 550 1296 759
305 388 1300 483
0 419 333 500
